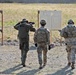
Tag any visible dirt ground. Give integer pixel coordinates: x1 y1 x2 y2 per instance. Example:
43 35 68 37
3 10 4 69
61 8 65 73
0 43 76 75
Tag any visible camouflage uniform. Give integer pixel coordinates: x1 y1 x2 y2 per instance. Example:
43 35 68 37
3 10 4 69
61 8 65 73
34 20 50 69
14 19 35 67
60 19 76 69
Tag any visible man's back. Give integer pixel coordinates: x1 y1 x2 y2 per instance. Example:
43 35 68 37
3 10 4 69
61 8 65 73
14 22 35 39
34 27 50 44
60 25 76 38
18 23 30 38
37 28 47 43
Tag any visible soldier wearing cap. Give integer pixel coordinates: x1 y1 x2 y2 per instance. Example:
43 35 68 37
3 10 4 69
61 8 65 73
34 20 50 69
60 19 76 69
14 18 36 67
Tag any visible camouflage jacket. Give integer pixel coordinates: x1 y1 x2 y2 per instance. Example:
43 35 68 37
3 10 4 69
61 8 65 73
60 24 76 46
60 24 76 38
34 26 50 45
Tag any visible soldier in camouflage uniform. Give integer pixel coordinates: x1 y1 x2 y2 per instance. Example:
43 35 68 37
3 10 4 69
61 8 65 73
34 20 50 69
14 19 35 67
60 19 76 69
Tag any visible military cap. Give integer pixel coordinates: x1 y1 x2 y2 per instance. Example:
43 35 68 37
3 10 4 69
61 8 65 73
40 20 46 26
22 18 27 22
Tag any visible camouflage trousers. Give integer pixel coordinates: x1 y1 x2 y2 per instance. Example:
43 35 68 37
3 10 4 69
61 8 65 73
37 43 48 66
19 38 29 65
66 46 76 64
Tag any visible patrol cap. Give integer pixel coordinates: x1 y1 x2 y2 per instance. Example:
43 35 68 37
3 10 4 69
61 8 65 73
40 20 46 26
21 18 28 23
22 18 27 22
68 19 74 24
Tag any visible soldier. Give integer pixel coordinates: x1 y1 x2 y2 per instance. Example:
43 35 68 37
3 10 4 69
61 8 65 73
14 19 35 67
60 19 76 69
34 20 50 69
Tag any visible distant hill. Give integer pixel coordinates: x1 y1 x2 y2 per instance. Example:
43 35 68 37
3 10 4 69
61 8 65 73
0 0 76 3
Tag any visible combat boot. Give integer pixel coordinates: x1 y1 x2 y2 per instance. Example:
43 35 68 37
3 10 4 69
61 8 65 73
43 63 46 67
43 64 46 67
22 64 26 67
39 66 43 69
21 63 26 67
39 64 43 69
71 62 75 69
68 62 71 66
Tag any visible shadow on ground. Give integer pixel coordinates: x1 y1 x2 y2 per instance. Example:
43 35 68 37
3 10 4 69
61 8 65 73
1 64 40 75
16 69 40 75
1 64 22 74
47 66 74 75
29 46 36 50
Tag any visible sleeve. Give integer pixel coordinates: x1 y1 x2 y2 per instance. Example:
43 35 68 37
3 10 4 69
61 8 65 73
47 29 50 45
72 26 76 37
14 22 21 30
29 25 36 32
34 30 38 44
60 28 65 37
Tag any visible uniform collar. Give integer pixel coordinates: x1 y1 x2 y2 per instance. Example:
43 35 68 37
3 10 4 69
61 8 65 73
40 26 45 28
67 24 75 27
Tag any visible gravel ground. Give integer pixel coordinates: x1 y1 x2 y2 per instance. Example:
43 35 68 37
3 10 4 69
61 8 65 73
0 43 76 75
